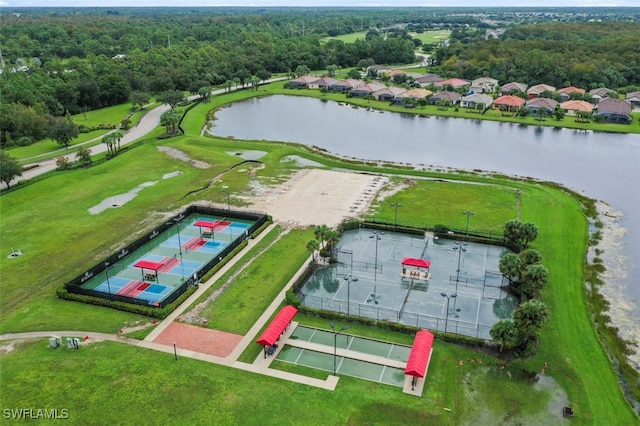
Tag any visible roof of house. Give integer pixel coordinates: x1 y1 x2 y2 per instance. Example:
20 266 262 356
387 69 406 77
626 91 640 99
527 83 556 94
460 93 493 104
525 97 558 109
352 82 386 93
560 100 593 112
598 98 632 115
415 74 444 84
589 87 615 97
405 72 423 79
311 77 340 86
331 78 365 88
472 76 499 85
436 78 471 88
558 86 586 95
368 64 391 72
290 75 320 84
431 91 462 101
373 86 407 97
494 95 526 108
396 88 433 99
501 82 528 93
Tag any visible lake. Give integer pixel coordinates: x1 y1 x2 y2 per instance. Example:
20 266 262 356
207 95 640 360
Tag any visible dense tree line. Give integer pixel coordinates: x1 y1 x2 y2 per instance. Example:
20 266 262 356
433 21 640 90
0 9 422 148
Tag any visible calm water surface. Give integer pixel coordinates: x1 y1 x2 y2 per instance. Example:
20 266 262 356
209 95 640 329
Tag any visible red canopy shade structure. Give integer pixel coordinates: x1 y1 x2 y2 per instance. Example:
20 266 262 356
405 330 435 378
256 305 298 347
402 258 431 269
193 220 218 230
133 260 164 270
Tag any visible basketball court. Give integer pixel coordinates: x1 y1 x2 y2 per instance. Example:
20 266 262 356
300 228 517 339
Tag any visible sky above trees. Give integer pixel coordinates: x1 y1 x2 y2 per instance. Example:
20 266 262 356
3 1 639 7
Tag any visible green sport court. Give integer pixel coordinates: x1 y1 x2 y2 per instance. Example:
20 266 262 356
299 228 518 339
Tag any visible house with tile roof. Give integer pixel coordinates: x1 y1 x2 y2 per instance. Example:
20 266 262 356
373 86 407 102
415 74 445 87
460 93 493 109
527 84 556 99
350 82 387 98
626 91 640 107
429 91 462 106
524 97 558 115
471 77 499 94
557 86 586 102
329 79 365 93
285 75 320 89
597 98 632 123
493 95 526 112
435 78 471 90
589 87 617 103
560 100 593 116
308 77 341 90
500 82 528 96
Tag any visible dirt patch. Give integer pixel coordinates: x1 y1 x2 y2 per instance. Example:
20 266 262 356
242 169 388 228
158 146 211 169
0 341 16 354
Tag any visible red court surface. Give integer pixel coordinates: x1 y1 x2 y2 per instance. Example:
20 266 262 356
153 322 243 358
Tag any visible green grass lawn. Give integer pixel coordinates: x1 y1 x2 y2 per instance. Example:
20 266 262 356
0 86 637 423
321 31 368 43
408 30 451 45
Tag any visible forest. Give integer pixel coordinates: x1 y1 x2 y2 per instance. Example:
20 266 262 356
1 7 639 148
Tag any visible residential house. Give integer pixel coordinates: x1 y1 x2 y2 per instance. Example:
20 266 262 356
307 77 340 90
373 86 407 102
527 84 556 99
394 88 433 106
386 69 406 78
460 93 493 109
405 72 423 80
560 100 593 116
493 95 526 112
328 79 365 93
524 97 558 115
415 74 445 87
428 91 462 106
500 82 528 96
626 91 640 107
589 87 616 103
435 78 471 90
350 82 387 98
285 75 320 89
366 64 392 78
557 86 586 102
597 98 632 123
471 77 499 94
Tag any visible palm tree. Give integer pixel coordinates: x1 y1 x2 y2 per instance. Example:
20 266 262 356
306 239 320 262
101 133 115 156
521 264 549 298
112 130 125 152
520 223 538 249
249 76 260 91
490 319 519 352
519 249 542 268
514 300 549 337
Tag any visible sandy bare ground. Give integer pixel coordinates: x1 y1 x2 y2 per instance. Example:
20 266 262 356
244 169 388 228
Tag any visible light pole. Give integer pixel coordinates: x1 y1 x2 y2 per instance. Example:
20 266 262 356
390 202 402 228
440 292 457 334
104 261 112 295
453 242 468 285
462 210 474 240
343 274 358 316
174 219 183 260
369 231 383 303
329 322 349 375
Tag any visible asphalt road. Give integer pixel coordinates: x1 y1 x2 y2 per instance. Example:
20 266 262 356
5 78 289 189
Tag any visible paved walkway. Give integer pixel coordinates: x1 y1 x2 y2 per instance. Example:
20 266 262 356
1 223 423 395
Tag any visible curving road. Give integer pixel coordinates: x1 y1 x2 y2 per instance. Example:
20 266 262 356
5 78 289 189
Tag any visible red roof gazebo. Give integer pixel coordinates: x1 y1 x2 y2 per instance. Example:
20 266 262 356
256 305 298 358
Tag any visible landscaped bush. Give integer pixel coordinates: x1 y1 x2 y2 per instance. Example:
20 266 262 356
55 285 198 319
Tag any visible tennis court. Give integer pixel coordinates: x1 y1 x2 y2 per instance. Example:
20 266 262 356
276 325 409 387
299 228 517 339
81 213 252 305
